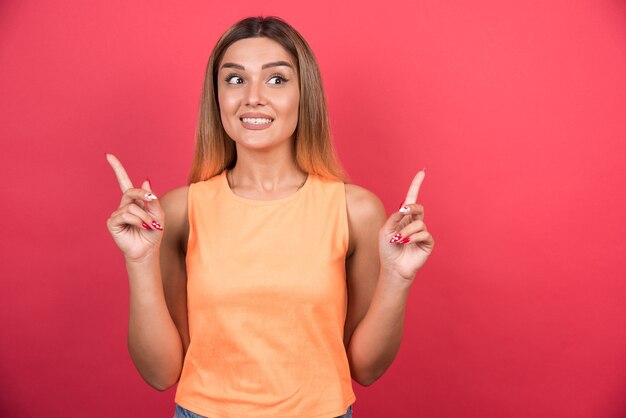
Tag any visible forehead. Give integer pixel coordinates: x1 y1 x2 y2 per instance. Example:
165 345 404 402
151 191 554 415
220 37 296 69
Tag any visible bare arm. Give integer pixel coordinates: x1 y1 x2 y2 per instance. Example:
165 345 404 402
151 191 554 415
343 173 434 386
105 153 189 391
344 184 405 386
126 187 190 391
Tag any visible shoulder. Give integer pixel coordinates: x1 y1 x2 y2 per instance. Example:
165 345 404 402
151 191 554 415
345 183 386 222
344 183 387 256
160 185 190 250
160 185 189 215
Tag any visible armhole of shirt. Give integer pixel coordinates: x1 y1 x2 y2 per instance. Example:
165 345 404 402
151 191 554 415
340 182 350 257
185 182 196 262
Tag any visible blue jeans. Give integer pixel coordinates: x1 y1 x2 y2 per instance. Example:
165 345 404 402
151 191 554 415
174 403 353 418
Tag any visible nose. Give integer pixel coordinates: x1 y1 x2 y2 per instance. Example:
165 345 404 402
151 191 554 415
245 78 265 106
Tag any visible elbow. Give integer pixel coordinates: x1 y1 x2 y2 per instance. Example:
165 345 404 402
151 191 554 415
132 357 182 392
353 372 380 387
354 376 374 387
153 382 177 392
347 345 393 387
145 374 180 392
128 346 183 392
348 352 387 387
351 366 383 387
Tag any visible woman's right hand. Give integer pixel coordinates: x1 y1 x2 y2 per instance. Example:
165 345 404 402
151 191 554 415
105 153 165 263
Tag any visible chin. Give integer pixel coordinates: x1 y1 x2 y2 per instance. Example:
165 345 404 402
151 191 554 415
238 138 294 152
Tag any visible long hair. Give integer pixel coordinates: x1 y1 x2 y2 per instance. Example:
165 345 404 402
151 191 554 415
187 16 348 184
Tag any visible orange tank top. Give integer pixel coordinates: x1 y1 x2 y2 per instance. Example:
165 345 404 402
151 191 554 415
174 171 356 418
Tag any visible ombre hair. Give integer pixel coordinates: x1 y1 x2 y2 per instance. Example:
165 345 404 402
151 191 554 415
187 16 348 184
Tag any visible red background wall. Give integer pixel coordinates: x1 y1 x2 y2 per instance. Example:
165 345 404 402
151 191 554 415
1 1 626 417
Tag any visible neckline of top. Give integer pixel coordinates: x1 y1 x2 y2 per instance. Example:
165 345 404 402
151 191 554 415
220 170 311 205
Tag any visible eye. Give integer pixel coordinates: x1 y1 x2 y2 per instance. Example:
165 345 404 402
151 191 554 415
225 75 244 85
268 75 288 85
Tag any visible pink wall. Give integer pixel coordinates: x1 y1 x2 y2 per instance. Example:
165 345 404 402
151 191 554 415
1 0 626 416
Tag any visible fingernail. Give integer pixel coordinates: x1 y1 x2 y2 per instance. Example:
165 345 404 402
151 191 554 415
400 237 411 244
152 220 163 231
104 152 109 158
389 233 403 243
147 178 152 189
399 205 410 214
141 222 152 230
423 167 426 172
145 193 158 200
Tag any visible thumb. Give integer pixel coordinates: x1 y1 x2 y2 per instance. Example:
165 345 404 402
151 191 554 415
381 210 406 237
141 178 152 192
140 178 159 215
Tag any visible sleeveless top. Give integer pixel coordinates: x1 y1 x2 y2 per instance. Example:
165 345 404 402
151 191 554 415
174 171 356 418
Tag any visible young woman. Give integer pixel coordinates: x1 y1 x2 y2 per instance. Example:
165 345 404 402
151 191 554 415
106 16 434 418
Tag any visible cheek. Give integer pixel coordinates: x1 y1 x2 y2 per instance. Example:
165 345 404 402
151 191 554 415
217 91 240 129
218 91 238 114
216 95 236 141
274 90 300 121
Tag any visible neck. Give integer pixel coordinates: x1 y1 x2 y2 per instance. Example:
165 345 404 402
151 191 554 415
228 144 308 196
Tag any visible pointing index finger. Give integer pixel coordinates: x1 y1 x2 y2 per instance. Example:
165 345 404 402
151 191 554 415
106 153 134 192
404 169 426 205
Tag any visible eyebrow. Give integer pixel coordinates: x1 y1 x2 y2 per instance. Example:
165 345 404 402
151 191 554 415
220 61 294 71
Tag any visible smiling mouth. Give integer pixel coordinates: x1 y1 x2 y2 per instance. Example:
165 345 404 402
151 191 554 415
240 117 273 125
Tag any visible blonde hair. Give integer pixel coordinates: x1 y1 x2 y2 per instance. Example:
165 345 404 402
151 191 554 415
188 16 348 184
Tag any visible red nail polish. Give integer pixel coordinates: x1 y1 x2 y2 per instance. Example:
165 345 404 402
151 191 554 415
147 178 152 189
400 237 411 244
141 222 152 230
152 220 163 231
389 233 403 243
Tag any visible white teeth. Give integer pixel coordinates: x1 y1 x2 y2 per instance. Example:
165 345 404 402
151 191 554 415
242 117 272 125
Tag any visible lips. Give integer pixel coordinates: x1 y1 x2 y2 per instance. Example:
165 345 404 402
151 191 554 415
241 117 272 125
239 112 274 130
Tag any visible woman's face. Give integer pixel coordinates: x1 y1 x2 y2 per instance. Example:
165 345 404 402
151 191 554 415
217 37 300 152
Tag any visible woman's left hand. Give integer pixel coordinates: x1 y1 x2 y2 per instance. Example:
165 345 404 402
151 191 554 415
379 170 435 282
